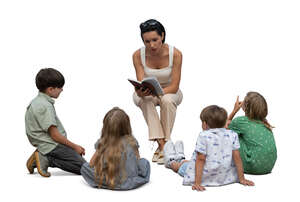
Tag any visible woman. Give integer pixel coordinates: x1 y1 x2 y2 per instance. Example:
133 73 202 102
132 19 183 164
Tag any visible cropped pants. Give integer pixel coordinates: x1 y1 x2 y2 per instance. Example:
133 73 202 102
133 89 183 141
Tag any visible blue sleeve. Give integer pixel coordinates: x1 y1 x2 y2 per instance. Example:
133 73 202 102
94 139 101 150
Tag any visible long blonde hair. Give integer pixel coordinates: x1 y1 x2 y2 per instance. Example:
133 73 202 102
243 92 274 130
94 107 138 188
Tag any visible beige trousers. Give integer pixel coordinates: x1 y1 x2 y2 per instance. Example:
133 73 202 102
133 90 183 141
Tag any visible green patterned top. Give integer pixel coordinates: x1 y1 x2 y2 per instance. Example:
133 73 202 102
229 116 277 174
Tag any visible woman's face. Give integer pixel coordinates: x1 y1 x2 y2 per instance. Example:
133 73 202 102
142 31 164 55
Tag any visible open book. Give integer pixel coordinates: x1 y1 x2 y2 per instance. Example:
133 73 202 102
128 76 164 96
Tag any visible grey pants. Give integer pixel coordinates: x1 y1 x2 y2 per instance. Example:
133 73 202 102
46 144 86 175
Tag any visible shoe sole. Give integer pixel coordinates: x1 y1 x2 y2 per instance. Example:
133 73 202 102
26 151 36 174
34 151 51 177
157 153 164 165
157 160 164 165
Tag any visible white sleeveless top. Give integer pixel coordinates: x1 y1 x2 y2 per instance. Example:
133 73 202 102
140 45 174 88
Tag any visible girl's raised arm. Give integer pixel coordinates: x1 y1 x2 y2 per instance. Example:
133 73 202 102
226 96 244 128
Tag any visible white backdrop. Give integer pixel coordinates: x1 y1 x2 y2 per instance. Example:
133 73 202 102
0 0 299 201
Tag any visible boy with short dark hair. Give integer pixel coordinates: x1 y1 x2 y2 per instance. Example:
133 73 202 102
163 105 254 191
26 68 86 177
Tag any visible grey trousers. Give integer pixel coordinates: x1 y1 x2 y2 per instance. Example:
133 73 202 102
46 144 86 175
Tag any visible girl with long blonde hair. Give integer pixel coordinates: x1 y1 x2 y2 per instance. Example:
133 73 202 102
227 92 277 174
81 107 150 190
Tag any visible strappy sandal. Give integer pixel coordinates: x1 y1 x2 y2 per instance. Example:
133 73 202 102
157 151 164 165
152 148 160 162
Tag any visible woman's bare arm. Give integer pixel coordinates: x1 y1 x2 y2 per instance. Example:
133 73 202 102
133 49 145 81
163 48 182 94
133 50 152 97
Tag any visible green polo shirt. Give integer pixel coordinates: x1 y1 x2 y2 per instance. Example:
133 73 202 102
25 92 67 155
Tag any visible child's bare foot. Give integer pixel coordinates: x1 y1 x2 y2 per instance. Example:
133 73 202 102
170 161 181 172
170 160 189 172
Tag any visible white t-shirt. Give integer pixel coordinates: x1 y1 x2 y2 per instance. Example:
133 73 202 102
183 128 240 186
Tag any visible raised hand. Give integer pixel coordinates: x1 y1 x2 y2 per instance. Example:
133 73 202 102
233 96 244 113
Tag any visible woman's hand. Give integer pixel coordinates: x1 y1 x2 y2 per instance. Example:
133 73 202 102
136 88 152 97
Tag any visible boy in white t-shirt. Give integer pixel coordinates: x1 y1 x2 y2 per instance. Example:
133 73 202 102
164 105 254 191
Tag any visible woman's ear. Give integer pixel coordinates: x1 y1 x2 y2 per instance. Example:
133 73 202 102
161 32 165 41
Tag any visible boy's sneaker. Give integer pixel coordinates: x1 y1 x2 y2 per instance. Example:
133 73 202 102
34 151 51 177
163 141 177 168
26 150 37 174
174 140 185 162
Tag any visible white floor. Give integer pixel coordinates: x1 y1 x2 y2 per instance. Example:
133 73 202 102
16 144 294 201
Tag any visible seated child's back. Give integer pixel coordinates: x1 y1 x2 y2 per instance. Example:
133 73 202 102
228 92 277 174
81 107 150 190
183 128 240 186
164 105 254 191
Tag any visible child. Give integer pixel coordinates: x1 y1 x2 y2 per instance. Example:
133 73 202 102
227 92 277 174
25 68 86 177
80 107 150 190
164 105 254 191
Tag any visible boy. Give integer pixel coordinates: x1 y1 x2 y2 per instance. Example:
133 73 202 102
25 68 86 177
163 105 254 191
